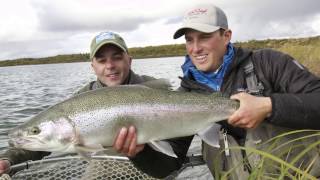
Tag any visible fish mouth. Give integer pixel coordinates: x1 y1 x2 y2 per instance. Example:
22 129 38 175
8 138 29 147
8 137 45 149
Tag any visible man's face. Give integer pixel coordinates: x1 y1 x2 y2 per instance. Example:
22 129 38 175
185 29 231 72
91 45 132 86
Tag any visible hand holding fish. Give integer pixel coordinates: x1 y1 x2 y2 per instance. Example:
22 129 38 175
228 92 272 129
113 126 145 157
0 160 10 175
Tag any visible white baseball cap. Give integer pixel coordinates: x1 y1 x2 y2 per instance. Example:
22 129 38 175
173 4 228 39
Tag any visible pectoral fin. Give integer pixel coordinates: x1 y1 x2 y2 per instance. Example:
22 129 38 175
197 124 221 148
148 140 177 158
74 143 105 160
75 148 92 161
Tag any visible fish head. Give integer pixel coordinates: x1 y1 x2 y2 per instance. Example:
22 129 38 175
8 117 76 153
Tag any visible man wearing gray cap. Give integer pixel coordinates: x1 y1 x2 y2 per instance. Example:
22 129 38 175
0 31 153 175
76 31 156 93
115 3 320 179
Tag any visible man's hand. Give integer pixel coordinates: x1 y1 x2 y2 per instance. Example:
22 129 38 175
0 160 10 175
228 92 272 129
113 126 145 157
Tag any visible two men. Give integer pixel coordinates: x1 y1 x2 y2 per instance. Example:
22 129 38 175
115 3 320 179
0 31 153 175
1 4 320 179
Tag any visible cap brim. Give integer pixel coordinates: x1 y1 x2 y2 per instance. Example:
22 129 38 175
173 23 221 39
91 41 127 59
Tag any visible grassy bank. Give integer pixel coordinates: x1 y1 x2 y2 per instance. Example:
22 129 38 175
1 36 319 76
234 36 320 76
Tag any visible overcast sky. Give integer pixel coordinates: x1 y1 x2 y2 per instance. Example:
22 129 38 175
0 0 319 60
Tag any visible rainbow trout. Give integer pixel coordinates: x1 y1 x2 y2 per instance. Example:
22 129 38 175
8 85 239 158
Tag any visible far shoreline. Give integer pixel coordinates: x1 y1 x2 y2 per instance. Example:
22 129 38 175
1 35 319 77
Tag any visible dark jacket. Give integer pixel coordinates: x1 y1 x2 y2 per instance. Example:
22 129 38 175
130 47 320 178
0 70 155 166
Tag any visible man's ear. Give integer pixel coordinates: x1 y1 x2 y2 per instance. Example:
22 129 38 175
91 58 96 74
91 59 94 68
224 29 232 45
128 56 132 65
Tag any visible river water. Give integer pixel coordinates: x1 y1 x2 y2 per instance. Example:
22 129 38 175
0 57 212 179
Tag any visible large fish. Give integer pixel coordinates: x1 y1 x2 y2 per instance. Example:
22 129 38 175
8 85 239 158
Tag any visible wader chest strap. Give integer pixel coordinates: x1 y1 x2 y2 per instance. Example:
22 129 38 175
243 60 264 95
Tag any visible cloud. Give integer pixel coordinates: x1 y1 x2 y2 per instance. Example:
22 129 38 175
29 0 203 33
0 0 38 42
0 34 91 60
220 0 320 41
32 1 156 33
0 0 319 60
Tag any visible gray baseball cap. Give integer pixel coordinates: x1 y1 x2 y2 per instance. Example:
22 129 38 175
90 31 128 59
173 4 228 39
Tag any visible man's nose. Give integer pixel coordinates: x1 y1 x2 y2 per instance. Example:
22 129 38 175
104 59 115 69
192 41 202 53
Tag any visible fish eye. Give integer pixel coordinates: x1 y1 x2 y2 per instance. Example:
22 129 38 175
29 127 41 135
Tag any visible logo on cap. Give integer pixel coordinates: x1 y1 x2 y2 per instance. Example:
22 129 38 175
188 8 208 16
185 8 208 21
95 32 116 44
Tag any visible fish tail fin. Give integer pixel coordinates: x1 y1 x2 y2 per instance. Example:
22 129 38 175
197 124 221 148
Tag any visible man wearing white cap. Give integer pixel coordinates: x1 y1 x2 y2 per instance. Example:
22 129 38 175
114 3 320 179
